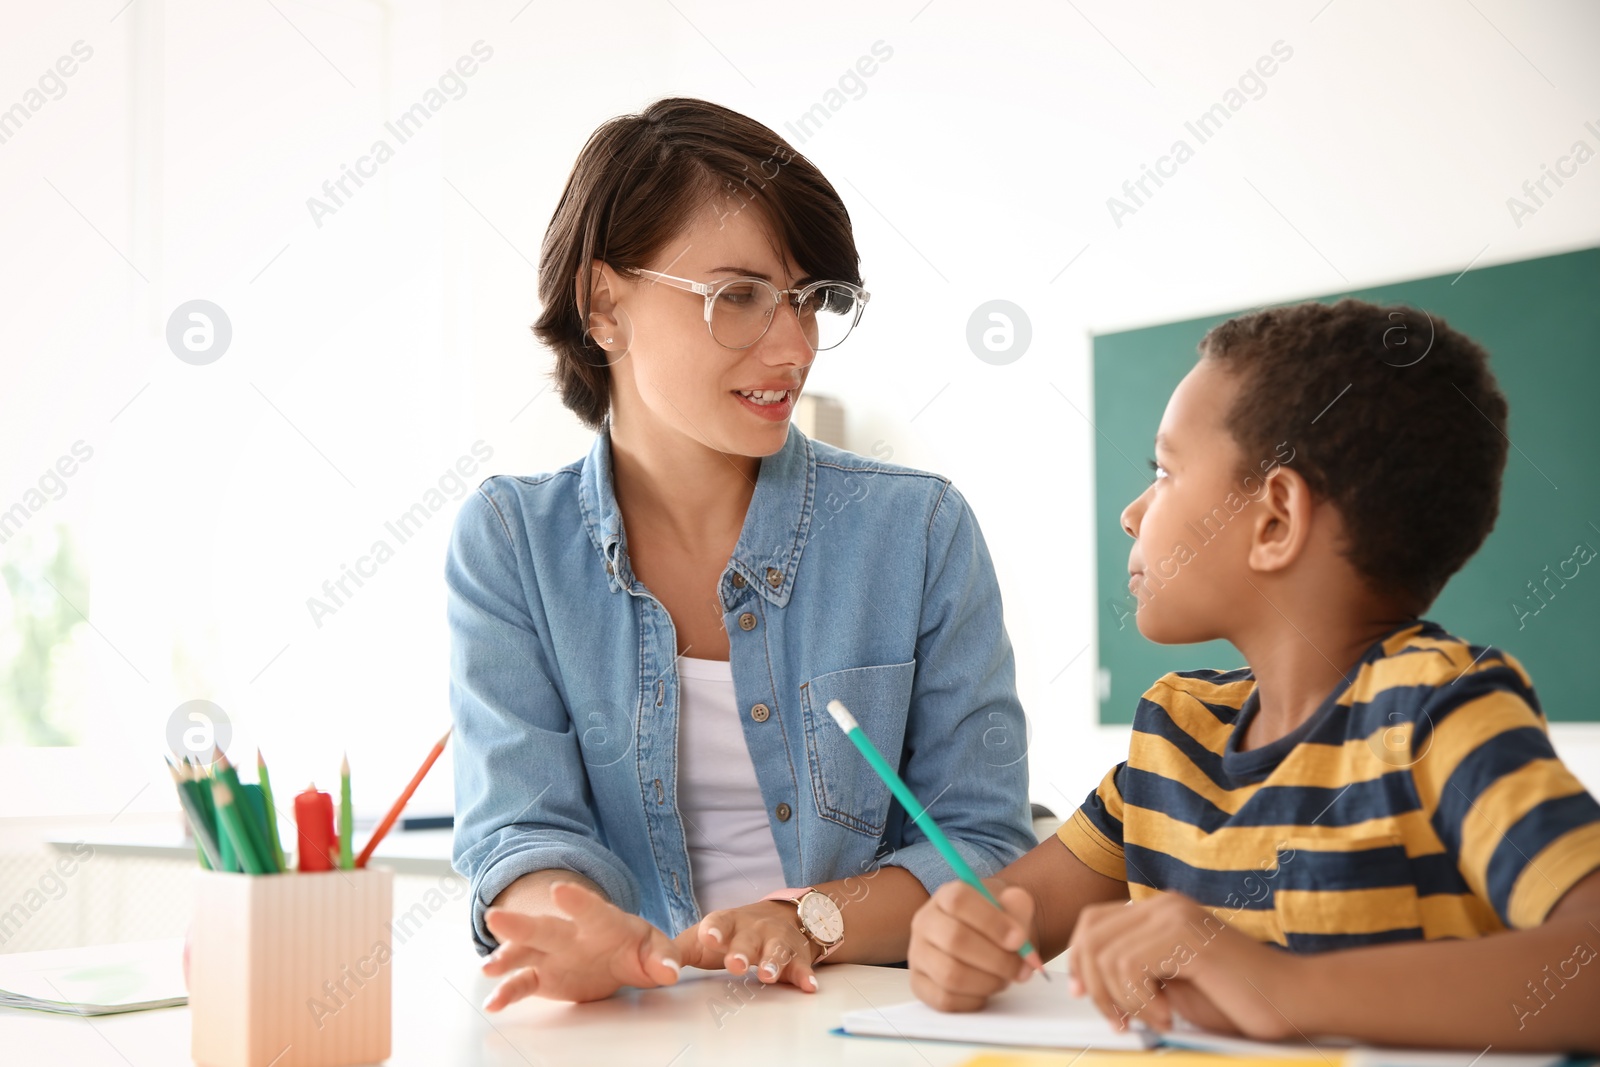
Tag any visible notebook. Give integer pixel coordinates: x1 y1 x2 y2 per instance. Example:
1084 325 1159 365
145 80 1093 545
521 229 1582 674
0 937 187 1016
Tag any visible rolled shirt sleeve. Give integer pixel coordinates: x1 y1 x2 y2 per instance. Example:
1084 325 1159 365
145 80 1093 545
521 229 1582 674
1057 762 1130 882
447 482 640 954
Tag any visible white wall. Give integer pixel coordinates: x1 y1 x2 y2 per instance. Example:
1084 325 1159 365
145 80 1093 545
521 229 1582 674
1 0 1597 821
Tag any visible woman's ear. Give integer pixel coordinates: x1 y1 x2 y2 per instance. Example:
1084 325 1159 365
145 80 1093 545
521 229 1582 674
579 261 624 352
1247 465 1315 575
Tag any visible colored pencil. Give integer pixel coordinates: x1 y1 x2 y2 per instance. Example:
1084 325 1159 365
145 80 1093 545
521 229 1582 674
211 779 270 874
189 757 238 872
826 699 1048 979
256 750 287 871
215 751 276 873
166 757 222 870
240 784 280 873
356 729 450 868
338 753 354 871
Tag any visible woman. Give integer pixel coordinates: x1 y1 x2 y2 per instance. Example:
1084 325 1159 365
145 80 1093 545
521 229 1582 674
448 97 1033 1008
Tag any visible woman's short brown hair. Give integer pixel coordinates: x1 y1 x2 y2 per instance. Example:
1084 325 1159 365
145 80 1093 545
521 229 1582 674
532 97 862 430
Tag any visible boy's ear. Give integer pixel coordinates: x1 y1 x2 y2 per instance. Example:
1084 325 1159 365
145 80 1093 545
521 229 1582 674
578 261 625 352
1247 465 1315 574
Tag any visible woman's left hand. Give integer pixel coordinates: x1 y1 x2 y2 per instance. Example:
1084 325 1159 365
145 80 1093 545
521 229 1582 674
673 900 821 993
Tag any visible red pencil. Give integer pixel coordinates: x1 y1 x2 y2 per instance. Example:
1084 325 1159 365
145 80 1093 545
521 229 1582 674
355 729 451 868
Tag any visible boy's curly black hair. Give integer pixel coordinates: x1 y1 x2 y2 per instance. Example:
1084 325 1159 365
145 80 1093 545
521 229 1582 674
1201 298 1509 613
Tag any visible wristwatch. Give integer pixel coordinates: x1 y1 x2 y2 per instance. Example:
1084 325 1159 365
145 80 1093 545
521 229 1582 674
761 887 844 962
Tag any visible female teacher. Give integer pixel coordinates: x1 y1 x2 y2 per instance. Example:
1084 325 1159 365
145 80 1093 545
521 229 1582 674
448 97 1034 1008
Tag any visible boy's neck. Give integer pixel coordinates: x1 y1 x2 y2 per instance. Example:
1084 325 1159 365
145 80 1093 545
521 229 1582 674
1234 610 1415 751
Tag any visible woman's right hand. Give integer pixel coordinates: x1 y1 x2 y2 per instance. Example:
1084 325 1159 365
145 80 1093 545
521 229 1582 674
480 881 683 1007
907 878 1039 1012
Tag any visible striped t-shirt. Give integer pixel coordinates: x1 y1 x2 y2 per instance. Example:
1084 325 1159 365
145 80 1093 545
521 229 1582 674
1059 621 1600 951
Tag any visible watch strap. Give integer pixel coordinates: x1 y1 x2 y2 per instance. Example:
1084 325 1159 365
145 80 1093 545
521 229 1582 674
760 887 843 960
760 886 814 903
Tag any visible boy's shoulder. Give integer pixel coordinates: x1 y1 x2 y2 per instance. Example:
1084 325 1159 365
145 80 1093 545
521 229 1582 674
1138 665 1256 728
1359 621 1534 693
1135 621 1540 734
1352 621 1540 730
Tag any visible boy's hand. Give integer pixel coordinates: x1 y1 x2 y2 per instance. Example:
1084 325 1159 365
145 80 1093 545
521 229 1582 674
1068 891 1301 1039
908 878 1040 1012
480 881 682 1007
673 901 821 993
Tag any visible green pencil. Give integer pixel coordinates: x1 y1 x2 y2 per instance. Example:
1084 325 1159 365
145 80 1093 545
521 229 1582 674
189 758 236 872
165 758 221 870
256 750 287 872
240 784 280 873
213 774 237 870
826 699 1048 978
214 751 275 873
338 753 353 871
211 779 270 874
188 758 225 863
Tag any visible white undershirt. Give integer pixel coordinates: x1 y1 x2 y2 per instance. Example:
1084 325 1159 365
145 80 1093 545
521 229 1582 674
675 656 787 914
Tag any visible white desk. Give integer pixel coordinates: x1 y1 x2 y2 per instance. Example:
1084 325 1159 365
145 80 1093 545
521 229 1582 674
3 921 1043 1066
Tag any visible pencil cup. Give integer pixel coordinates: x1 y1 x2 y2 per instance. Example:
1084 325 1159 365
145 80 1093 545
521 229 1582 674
190 868 394 1067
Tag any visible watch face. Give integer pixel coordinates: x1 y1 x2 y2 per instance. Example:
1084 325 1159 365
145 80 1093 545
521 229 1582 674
798 891 844 943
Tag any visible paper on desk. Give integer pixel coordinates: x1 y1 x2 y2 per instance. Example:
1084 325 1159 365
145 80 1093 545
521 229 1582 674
843 983 1569 1067
956 1053 1324 1067
0 937 187 1016
839 975 1150 1050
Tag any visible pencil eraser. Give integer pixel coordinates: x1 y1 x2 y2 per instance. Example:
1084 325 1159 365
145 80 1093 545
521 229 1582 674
825 700 858 733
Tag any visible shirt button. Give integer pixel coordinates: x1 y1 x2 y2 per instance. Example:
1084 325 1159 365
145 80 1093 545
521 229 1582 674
738 612 757 631
731 572 746 588
750 703 770 723
775 802 792 822
766 567 782 588
604 561 614 576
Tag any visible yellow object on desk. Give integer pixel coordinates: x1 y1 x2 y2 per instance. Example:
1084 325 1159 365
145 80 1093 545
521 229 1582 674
956 1055 1337 1067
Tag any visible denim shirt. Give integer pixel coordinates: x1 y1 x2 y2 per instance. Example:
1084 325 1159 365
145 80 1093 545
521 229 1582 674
447 424 1033 953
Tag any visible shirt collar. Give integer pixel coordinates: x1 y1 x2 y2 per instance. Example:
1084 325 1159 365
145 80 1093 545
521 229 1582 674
578 423 816 607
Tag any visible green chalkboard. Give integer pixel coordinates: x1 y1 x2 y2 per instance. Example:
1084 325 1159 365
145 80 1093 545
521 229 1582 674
1093 246 1600 724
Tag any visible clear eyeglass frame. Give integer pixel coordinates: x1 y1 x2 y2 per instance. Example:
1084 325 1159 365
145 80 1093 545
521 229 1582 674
629 268 870 352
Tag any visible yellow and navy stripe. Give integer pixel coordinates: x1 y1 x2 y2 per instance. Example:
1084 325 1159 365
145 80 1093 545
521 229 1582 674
1059 621 1600 951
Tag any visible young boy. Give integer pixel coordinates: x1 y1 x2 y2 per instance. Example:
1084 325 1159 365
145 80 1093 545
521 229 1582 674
907 299 1600 1051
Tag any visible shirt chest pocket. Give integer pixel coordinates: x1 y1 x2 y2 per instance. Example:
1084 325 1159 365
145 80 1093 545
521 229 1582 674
800 660 917 837
1269 832 1426 951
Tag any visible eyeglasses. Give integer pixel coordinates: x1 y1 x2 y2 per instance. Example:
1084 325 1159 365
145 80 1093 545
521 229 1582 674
630 268 870 352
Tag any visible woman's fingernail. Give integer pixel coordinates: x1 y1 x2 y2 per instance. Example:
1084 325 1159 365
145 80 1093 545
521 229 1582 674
730 953 748 970
760 961 778 979
661 958 681 976
807 975 819 992
481 993 497 1011
705 927 723 943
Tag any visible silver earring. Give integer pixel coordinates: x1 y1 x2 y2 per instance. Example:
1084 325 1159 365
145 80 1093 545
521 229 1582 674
605 337 614 344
